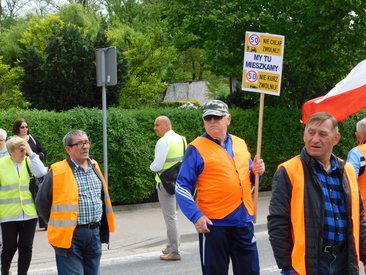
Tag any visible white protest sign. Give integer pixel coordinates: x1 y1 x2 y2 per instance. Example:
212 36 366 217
242 32 285 96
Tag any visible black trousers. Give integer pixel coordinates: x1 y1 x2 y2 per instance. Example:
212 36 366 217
1 218 37 275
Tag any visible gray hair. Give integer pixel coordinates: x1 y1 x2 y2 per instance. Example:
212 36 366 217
63 130 87 146
356 118 366 133
0 128 7 140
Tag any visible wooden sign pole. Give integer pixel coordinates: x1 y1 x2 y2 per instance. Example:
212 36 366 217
253 92 265 223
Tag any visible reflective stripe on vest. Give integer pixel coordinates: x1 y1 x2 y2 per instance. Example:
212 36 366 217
48 159 115 249
191 135 253 218
280 156 360 275
0 156 37 221
356 144 366 218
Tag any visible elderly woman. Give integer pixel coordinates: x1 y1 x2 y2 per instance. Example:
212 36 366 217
13 118 48 230
0 136 47 275
0 128 8 158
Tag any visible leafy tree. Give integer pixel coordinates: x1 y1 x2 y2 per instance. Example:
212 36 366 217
18 4 126 110
0 19 28 65
107 24 174 108
0 56 29 109
160 0 366 107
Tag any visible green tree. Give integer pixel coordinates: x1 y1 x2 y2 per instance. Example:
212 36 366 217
160 0 366 107
18 4 126 110
0 56 29 109
107 24 174 108
0 19 28 65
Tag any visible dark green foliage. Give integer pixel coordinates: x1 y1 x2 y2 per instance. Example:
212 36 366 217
20 25 123 111
0 106 362 203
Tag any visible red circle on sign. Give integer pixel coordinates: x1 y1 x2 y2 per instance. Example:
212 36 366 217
248 34 260 46
246 71 258 83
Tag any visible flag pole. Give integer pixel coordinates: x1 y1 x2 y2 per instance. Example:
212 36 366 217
253 92 264 223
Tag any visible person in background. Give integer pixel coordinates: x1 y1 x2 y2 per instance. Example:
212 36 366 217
12 118 47 163
268 112 366 275
176 100 265 275
0 128 8 158
12 118 48 230
150 116 186 261
0 128 8 249
36 130 115 275
347 117 366 217
0 136 47 275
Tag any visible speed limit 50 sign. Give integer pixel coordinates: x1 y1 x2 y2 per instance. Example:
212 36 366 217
242 31 285 96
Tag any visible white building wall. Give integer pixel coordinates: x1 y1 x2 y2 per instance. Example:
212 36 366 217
164 81 211 105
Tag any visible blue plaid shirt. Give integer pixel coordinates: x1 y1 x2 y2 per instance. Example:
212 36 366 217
282 155 347 275
313 155 347 247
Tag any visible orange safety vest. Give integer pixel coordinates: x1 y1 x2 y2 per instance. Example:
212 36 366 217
191 135 252 219
356 144 366 217
280 156 360 275
48 159 115 249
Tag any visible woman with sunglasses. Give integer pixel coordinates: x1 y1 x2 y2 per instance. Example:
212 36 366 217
12 119 47 163
12 118 48 230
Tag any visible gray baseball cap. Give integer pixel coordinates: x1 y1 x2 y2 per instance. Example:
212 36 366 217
202 100 229 118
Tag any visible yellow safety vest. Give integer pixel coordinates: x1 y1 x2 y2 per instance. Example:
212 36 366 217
0 156 37 221
155 132 185 183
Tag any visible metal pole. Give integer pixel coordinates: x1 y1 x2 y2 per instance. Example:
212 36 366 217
102 84 108 185
100 50 108 185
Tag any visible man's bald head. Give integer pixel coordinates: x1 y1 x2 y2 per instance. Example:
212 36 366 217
154 116 172 137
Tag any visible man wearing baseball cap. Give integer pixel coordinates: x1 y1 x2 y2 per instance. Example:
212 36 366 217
176 99 265 275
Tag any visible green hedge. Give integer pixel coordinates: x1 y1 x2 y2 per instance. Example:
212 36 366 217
0 107 363 204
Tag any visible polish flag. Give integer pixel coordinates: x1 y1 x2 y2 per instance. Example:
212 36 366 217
302 59 366 123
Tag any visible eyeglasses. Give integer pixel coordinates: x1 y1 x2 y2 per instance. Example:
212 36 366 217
203 115 225 122
69 140 90 148
20 126 28 129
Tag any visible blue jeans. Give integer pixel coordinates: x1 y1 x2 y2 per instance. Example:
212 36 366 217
55 226 102 275
319 250 347 275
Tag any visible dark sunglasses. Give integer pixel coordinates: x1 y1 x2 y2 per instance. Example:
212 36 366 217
20 126 28 129
203 115 224 122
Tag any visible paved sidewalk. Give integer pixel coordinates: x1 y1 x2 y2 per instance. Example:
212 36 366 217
24 191 270 273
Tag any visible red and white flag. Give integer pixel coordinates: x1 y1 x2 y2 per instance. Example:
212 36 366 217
302 59 366 123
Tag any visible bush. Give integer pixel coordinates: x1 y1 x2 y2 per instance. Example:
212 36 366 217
0 106 361 203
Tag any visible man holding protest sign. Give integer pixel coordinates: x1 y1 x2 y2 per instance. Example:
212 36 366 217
176 100 265 275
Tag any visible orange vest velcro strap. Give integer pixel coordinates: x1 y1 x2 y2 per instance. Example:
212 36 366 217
191 135 252 219
231 135 253 215
344 163 360 267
